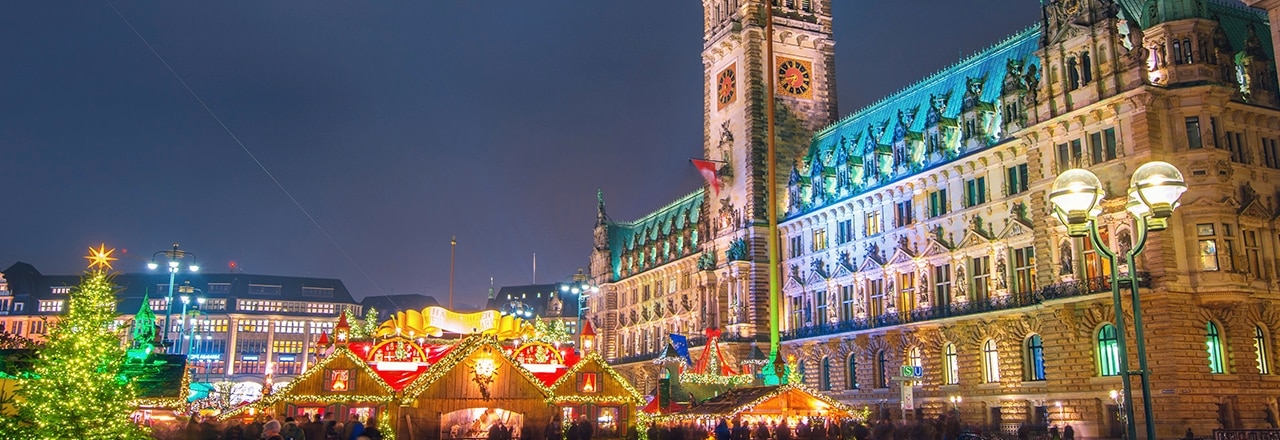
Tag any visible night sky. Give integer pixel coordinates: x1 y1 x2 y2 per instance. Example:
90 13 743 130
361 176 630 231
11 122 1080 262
0 1 1043 307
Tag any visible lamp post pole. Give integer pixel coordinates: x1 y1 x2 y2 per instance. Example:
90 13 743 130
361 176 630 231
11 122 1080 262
1050 162 1186 440
149 244 199 353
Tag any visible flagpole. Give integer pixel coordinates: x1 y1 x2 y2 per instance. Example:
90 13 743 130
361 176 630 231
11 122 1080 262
763 0 783 379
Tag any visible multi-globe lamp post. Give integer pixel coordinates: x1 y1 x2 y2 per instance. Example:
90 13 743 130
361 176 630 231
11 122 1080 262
561 272 599 342
1049 161 1187 440
147 243 199 354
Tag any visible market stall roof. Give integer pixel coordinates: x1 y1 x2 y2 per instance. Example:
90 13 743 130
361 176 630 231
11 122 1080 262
546 351 643 405
399 334 554 404
652 384 855 422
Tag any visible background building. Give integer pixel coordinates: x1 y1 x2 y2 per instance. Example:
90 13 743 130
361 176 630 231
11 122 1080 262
589 0 1280 437
0 262 361 383
487 282 582 337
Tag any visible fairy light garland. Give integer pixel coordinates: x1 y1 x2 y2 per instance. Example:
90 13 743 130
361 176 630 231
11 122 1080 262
648 383 861 424
400 334 555 405
545 351 644 405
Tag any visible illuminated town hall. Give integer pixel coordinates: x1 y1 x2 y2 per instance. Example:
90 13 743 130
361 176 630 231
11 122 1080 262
585 0 1280 436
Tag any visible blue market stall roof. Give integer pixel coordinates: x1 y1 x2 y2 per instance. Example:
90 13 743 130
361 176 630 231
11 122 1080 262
604 189 705 281
1 262 358 316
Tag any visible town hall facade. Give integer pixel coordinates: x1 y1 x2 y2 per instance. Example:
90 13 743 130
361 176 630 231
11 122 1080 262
587 0 1280 436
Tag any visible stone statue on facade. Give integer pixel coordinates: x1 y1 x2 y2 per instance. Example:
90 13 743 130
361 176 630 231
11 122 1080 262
1059 240 1074 276
996 257 1008 289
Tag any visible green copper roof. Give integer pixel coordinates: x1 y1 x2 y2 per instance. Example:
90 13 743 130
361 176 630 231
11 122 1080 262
788 25 1041 217
1209 1 1273 57
607 189 705 281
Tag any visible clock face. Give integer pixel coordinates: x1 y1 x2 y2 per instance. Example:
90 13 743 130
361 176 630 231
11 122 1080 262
776 58 813 98
716 64 737 109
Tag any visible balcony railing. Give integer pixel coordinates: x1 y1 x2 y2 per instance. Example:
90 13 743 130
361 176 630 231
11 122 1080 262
780 274 1148 341
607 274 1148 364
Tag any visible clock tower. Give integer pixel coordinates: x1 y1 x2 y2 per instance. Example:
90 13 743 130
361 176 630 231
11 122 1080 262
700 0 836 337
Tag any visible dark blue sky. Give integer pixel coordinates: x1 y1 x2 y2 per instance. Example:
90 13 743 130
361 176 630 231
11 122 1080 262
0 1 1041 305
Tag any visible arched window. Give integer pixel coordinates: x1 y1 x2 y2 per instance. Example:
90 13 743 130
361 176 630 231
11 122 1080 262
1256 325 1272 375
846 352 859 390
908 347 922 386
820 357 832 391
982 339 1001 383
1207 321 1225 374
1025 334 1046 381
943 343 959 385
875 350 888 388
1098 324 1121 376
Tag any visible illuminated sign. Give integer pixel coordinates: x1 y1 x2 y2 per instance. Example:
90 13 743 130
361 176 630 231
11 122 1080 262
578 373 600 394
512 342 565 373
325 369 350 392
278 355 297 362
375 307 527 339
367 338 428 372
242 355 260 361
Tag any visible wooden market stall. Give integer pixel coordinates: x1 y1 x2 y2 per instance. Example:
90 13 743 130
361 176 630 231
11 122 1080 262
546 351 644 438
233 345 401 435
397 335 558 440
650 384 858 428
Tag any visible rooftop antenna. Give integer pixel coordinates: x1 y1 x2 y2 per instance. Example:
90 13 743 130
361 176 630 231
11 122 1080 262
488 277 495 299
533 253 538 284
449 236 457 310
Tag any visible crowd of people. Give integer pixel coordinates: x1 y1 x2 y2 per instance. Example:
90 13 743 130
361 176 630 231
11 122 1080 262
640 414 1076 440
175 413 384 440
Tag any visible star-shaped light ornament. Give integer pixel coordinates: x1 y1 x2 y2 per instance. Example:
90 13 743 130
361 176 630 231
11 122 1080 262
84 244 118 271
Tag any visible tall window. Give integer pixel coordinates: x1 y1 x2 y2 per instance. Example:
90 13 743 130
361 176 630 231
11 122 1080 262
934 264 952 307
865 210 883 237
1013 247 1036 294
899 272 916 312
820 357 832 391
813 228 828 251
1244 229 1262 278
1026 334 1046 381
943 343 959 385
1207 321 1226 374
1006 164 1029 196
982 339 1001 383
815 291 829 325
1186 117 1203 149
964 177 987 208
789 296 805 330
789 235 803 258
1256 326 1272 375
1197 224 1225 271
928 188 949 218
868 279 884 317
1098 324 1121 376
875 350 889 388
971 256 990 300
847 352 860 390
895 200 914 227
837 219 854 244
840 285 855 321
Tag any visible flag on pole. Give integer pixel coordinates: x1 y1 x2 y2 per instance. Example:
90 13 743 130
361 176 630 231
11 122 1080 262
691 159 723 196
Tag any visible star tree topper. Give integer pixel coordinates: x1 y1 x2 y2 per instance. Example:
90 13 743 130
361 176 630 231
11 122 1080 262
84 244 118 271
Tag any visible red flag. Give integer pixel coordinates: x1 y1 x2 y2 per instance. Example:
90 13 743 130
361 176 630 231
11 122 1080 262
691 159 723 195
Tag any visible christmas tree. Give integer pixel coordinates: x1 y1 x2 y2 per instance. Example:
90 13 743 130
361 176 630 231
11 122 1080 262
2 245 149 439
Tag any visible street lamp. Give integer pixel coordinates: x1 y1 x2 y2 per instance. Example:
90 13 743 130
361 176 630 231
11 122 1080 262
949 395 962 418
185 296 205 356
1056 401 1063 426
1050 161 1186 440
148 243 199 353
561 269 599 342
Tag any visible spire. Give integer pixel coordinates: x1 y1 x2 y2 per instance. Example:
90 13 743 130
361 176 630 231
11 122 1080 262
335 312 352 345
488 277 495 299
596 189 607 225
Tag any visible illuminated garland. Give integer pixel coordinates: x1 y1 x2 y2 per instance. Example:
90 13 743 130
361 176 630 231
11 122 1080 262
274 394 393 404
217 346 396 422
400 334 554 405
648 383 860 423
678 372 754 386
131 366 192 411
545 351 644 405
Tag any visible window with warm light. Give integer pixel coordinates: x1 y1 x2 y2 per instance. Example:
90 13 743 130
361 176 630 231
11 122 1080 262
943 343 959 385
1256 326 1271 375
578 373 600 394
982 339 1000 383
1206 321 1226 374
865 210 883 237
908 347 922 386
37 300 63 313
812 228 828 251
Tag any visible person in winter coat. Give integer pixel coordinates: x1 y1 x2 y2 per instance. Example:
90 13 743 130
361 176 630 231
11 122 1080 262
263 420 284 440
281 417 307 440
716 420 732 440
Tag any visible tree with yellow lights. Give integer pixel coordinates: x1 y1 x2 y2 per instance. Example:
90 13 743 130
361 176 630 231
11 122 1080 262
0 245 149 439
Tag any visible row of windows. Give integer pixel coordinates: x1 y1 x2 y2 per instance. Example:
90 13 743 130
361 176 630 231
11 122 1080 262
804 320 1272 392
1195 223 1266 277
789 165 1028 256
37 300 63 313
1055 128 1118 172
787 252 1034 328
236 299 340 315
1187 116 1280 170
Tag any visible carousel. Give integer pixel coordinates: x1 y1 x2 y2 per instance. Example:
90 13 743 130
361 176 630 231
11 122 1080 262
221 307 642 440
